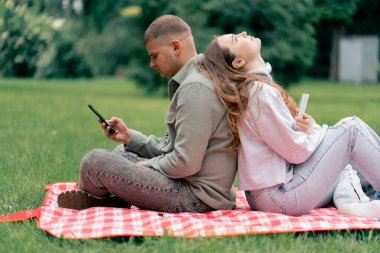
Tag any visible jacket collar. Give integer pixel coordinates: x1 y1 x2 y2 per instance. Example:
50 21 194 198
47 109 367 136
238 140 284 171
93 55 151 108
248 62 272 84
168 54 203 99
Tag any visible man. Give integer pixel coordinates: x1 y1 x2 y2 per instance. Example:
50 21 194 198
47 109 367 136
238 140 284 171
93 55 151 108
58 15 237 213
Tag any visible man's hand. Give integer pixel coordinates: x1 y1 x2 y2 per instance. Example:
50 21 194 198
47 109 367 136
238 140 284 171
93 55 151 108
295 113 315 134
99 117 131 144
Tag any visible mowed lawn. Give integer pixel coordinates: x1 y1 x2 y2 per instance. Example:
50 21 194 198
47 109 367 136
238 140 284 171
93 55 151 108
1 78 380 253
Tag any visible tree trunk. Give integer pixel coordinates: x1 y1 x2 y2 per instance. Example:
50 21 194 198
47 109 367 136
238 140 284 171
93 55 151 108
329 24 345 81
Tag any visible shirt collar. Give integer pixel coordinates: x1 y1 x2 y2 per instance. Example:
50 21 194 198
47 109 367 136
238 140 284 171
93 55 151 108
170 54 203 84
168 54 203 99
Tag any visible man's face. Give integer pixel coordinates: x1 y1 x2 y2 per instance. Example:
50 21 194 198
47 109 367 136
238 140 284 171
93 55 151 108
146 38 180 78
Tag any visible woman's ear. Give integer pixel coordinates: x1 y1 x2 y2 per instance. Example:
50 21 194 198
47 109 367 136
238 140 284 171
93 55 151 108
232 56 246 69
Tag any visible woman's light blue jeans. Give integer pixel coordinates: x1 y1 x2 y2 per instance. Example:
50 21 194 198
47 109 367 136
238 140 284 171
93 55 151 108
245 116 380 216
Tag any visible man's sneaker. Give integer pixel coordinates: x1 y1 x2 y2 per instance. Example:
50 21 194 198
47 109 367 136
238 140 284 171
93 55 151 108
57 190 131 210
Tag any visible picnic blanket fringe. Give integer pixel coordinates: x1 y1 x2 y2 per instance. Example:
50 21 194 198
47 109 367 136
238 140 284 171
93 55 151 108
0 208 40 222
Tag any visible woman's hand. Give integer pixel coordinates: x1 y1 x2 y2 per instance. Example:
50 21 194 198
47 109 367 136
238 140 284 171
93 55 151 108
99 117 131 144
295 113 315 134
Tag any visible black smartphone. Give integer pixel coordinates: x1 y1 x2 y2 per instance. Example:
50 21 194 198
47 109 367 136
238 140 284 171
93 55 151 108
88 104 116 134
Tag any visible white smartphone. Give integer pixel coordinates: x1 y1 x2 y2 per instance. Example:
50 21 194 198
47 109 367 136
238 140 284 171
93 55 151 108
297 94 309 117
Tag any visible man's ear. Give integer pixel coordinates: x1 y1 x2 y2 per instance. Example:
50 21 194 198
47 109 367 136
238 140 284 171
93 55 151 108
171 40 181 55
232 56 246 69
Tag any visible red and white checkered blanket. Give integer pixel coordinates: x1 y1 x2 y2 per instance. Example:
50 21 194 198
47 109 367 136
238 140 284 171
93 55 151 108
1 182 380 239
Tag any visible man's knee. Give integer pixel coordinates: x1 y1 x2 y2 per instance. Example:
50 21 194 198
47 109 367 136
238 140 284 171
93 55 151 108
80 148 108 173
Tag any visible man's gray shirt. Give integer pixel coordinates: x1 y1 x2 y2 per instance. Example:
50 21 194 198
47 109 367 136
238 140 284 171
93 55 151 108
125 54 237 210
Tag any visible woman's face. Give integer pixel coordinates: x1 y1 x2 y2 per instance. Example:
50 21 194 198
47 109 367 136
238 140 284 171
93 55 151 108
217 31 262 69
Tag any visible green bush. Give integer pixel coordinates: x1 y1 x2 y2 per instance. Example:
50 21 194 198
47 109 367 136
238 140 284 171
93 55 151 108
0 1 51 77
0 1 93 78
35 22 93 78
76 23 130 76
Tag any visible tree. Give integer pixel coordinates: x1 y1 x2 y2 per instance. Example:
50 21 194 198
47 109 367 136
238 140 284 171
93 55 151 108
203 0 317 87
124 0 317 90
346 0 380 36
123 0 219 92
313 0 361 80
6 0 358 90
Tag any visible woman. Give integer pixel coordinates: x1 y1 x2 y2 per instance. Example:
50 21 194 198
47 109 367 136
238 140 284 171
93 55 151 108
197 32 380 217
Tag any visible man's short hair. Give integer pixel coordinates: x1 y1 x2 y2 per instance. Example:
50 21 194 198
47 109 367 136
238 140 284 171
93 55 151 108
144 15 192 44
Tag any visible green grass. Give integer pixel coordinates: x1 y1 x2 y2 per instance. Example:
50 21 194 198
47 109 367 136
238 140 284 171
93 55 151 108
1 78 380 253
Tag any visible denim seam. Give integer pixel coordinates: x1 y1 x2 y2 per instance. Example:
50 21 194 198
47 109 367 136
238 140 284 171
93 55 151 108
269 188 286 214
356 127 380 153
85 171 192 193
167 198 211 213
288 127 347 192
245 190 263 211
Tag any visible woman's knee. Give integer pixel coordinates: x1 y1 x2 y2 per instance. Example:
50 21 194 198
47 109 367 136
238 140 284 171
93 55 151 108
335 116 364 130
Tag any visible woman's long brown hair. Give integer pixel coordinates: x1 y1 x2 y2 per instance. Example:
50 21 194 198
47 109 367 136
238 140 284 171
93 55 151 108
197 38 297 151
